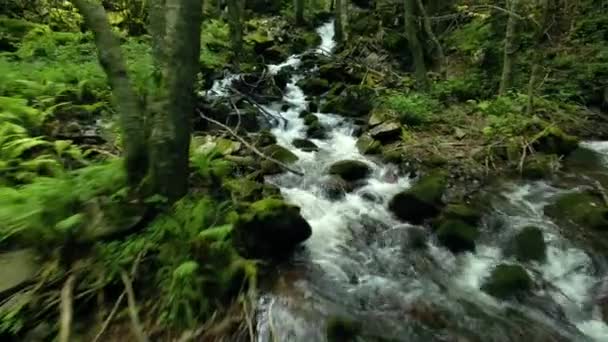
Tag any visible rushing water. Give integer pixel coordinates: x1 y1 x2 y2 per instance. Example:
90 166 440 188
210 21 608 341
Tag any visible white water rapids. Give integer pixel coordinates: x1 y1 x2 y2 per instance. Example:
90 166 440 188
209 21 608 341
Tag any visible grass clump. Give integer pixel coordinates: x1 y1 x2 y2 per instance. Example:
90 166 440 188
378 92 440 126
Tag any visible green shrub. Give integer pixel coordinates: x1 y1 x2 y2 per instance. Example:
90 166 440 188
379 92 440 126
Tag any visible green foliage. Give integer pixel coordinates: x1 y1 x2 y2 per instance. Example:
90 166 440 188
379 92 440 126
200 19 231 71
446 17 493 55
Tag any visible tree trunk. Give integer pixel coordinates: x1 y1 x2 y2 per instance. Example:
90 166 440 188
71 0 147 186
404 0 428 90
148 0 203 201
499 0 520 95
416 0 445 72
227 0 243 66
334 0 343 43
295 0 304 26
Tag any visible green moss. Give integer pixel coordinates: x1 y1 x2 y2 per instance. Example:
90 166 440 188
522 153 558 180
441 204 481 226
303 114 319 125
297 77 331 96
482 264 532 299
532 126 579 156
388 171 447 223
321 85 374 117
356 134 381 155
223 179 264 202
437 219 479 253
262 144 299 164
513 226 546 262
328 160 372 182
409 171 447 205
379 92 439 126
544 191 608 231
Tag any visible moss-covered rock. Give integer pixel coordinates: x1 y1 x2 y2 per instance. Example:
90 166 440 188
436 219 479 253
256 129 277 147
297 77 331 96
482 264 532 300
303 113 319 126
368 120 402 143
380 143 406 164
532 126 579 156
544 191 608 231
440 203 482 226
290 30 322 53
233 198 312 258
320 85 374 117
368 108 393 127
356 134 381 155
522 153 558 180
328 160 372 182
292 138 319 152
388 172 447 224
263 144 299 164
512 226 546 262
307 121 327 139
326 316 361 342
223 179 265 202
321 176 352 200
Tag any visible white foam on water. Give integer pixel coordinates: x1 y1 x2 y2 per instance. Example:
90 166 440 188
316 20 336 54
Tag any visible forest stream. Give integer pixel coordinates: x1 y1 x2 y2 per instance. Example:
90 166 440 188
208 21 608 342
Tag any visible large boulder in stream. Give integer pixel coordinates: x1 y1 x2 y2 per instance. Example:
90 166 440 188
368 120 402 143
297 77 331 96
233 198 312 259
511 226 547 262
292 138 319 152
356 134 381 155
326 316 361 342
261 144 299 175
320 85 374 117
436 220 479 253
532 126 579 156
389 171 447 224
482 264 532 300
328 160 372 182
544 190 608 231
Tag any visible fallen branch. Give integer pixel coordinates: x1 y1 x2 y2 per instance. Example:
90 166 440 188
121 271 148 342
59 274 76 342
197 109 304 176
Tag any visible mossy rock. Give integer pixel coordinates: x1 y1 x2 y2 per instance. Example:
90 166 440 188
380 143 405 164
328 160 372 182
292 138 319 152
532 126 579 156
321 176 352 200
290 30 322 53
262 144 299 164
320 85 374 117
368 108 393 127
297 77 331 96
482 264 532 300
261 45 288 64
307 121 327 139
369 120 402 143
326 316 361 342
356 134 381 155
388 171 447 224
319 63 364 84
544 191 608 231
256 129 277 147
223 179 264 202
522 153 558 180
436 219 479 253
512 226 546 262
303 113 319 126
233 198 312 258
439 203 482 226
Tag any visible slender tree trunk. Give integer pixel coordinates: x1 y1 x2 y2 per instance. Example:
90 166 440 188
334 0 343 43
404 0 428 90
227 0 243 66
71 0 147 186
415 0 445 72
499 0 520 95
295 0 304 26
148 0 203 200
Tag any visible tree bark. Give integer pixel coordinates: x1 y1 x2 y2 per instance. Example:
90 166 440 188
227 0 243 66
71 0 147 186
499 0 520 95
334 0 343 43
148 0 203 201
404 0 429 90
295 0 304 26
416 0 445 72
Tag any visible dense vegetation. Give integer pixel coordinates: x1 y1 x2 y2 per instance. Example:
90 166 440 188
0 0 606 340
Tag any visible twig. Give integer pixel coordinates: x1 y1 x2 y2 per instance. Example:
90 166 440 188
93 292 125 342
59 274 76 342
197 109 304 176
121 271 148 342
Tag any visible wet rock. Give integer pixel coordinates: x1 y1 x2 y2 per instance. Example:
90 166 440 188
328 160 372 182
368 108 391 127
532 126 579 156
482 264 532 299
512 226 546 262
322 176 351 200
388 171 447 224
403 227 428 250
255 129 277 147
263 144 299 164
522 153 558 180
290 30 322 53
0 249 39 296
544 191 608 231
233 198 312 258
319 63 364 84
274 66 295 90
261 45 289 64
297 77 331 96
320 85 374 117
292 138 319 152
439 203 482 226
326 316 361 342
307 121 328 139
436 219 479 253
380 143 406 164
303 113 319 126
309 100 319 113
368 120 402 143
356 134 381 155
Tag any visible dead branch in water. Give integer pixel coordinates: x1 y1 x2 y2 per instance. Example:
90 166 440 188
197 109 304 176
